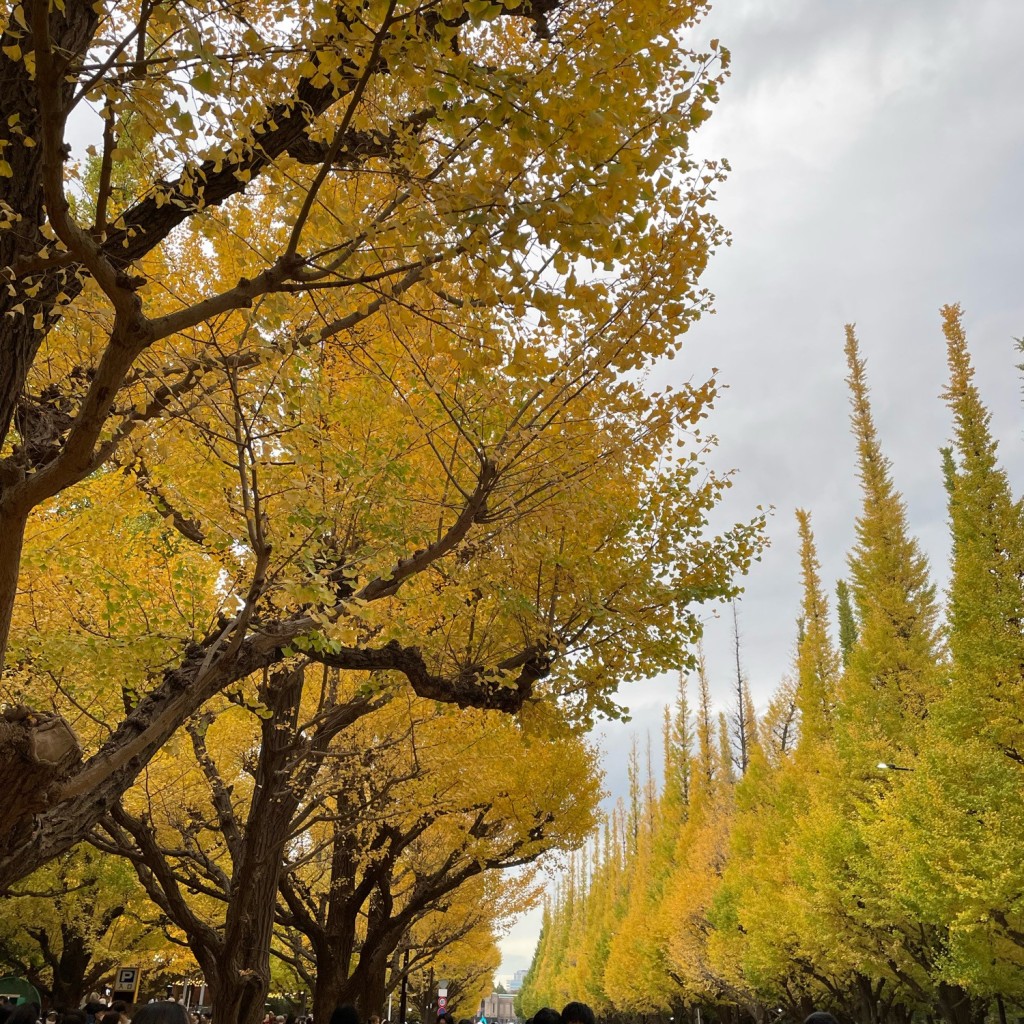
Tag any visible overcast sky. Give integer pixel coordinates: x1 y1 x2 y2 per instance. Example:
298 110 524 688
498 0 1024 984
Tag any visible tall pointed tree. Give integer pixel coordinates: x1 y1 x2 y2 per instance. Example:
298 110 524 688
840 326 942 765
939 303 1024 760
794 509 840 750
860 305 1024 1019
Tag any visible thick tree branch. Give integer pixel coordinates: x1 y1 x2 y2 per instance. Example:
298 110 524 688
356 457 497 601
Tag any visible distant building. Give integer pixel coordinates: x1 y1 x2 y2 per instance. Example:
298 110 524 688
507 971 528 994
479 993 516 1023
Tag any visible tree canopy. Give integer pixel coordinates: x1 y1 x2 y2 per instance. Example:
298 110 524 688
0 0 762 898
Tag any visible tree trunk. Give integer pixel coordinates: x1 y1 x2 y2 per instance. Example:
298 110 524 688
935 983 987 1024
344 949 389 1022
854 974 880 1024
313 964 352 1024
0 505 28 671
205 956 272 1024
49 923 100 1009
203 669 308 1024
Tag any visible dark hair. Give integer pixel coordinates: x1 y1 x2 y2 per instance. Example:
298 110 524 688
101 1013 122 1024
110 1007 128 1017
533 1010 561 1024
7 1004 41 1024
132 1004 190 1024
328 1007 359 1024
59 1012 88 1024
560 1004 594 1024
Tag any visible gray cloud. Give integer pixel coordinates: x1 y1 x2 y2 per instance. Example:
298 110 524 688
499 0 1024 978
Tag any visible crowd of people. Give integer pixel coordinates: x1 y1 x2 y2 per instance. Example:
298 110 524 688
0 1000 194 1024
521 1001 595 1024
0 995 840 1024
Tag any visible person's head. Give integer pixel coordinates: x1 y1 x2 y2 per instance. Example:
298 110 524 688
132 1003 190 1024
101 1012 122 1024
560 1004 593 1024
7 1004 41 1024
328 1007 359 1024
533 1009 560 1024
804 1014 840 1024
59 1011 88 1024
110 1007 128 1020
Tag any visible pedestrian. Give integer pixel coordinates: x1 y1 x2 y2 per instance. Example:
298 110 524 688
7 1004 41 1024
560 1004 593 1024
130 1004 189 1024
328 1006 360 1024
532 1008 560 1024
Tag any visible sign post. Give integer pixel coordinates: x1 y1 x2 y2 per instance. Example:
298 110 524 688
112 967 142 1005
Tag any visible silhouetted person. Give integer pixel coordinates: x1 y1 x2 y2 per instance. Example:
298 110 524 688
7 1004 41 1024
804 1014 840 1024
132 1004 189 1024
328 1006 360 1024
560 1004 593 1024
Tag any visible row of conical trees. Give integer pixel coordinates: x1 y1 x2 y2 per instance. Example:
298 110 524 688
517 306 1024 1024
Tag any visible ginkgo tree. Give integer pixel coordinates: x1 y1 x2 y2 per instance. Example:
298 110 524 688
0 0 762 891
93 668 600 1024
0 844 194 1008
519 307 1024 1024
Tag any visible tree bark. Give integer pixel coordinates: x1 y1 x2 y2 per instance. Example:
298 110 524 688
49 921 110 1010
935 984 987 1024
0 506 29 677
187 668 308 1024
0 0 100 443
345 948 389 1022
0 699 82 869
313 966 352 1024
